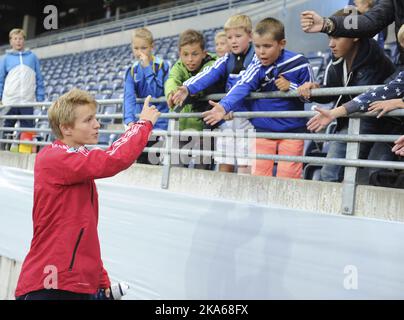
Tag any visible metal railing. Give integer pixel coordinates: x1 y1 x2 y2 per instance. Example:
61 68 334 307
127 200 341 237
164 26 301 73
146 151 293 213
1 85 403 215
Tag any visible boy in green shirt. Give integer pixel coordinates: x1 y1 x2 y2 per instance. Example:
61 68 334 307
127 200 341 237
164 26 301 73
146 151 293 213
165 29 218 131
165 29 220 168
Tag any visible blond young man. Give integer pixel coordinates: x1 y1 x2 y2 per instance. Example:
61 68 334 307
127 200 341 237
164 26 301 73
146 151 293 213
15 89 159 300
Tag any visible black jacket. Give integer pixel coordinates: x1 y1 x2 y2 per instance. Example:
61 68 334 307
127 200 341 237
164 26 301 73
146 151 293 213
329 0 404 65
312 38 396 128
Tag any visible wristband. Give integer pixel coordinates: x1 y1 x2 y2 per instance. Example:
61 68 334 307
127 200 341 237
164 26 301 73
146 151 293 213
321 17 335 35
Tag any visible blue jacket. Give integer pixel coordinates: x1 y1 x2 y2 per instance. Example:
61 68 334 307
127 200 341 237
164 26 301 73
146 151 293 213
123 56 170 130
220 50 313 132
0 49 45 104
184 44 255 112
344 71 404 114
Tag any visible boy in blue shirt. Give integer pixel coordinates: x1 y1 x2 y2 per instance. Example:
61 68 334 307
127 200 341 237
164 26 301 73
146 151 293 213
123 27 170 164
172 14 255 173
203 17 313 178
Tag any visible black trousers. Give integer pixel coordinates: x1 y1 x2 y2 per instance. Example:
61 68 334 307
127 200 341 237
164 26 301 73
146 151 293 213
4 107 34 129
16 289 93 300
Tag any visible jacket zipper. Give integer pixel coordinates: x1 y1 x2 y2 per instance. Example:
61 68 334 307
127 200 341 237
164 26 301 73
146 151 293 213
90 183 94 207
68 228 84 271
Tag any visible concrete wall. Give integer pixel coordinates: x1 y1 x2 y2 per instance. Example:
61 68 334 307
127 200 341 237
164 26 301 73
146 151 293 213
1 150 403 222
1 150 404 299
0 256 21 300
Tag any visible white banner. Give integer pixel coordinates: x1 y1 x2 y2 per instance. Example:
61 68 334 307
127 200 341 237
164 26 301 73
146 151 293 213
1 166 404 299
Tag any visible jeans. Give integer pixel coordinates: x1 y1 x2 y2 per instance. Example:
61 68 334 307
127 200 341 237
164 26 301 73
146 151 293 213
321 117 404 183
367 117 404 180
320 119 376 182
4 107 34 129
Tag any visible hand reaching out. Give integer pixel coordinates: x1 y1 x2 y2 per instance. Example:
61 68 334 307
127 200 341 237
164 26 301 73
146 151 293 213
392 135 404 156
167 93 175 108
202 100 226 126
172 86 189 106
306 106 335 132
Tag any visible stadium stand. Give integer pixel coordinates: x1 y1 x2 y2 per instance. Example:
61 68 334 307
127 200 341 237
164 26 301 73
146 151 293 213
41 27 222 103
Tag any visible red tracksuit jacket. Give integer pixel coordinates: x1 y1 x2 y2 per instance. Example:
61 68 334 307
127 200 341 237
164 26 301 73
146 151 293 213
15 120 153 297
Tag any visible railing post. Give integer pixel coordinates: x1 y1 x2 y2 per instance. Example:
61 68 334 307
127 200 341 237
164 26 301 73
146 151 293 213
161 117 177 189
341 118 361 215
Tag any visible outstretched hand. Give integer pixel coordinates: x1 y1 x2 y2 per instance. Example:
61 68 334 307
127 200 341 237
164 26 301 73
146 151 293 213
172 86 189 106
202 100 226 126
139 95 161 125
392 135 404 157
167 93 175 108
306 106 335 132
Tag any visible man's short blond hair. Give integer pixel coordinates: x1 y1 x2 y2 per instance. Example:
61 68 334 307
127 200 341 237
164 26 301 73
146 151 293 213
398 24 404 47
254 17 285 41
9 28 26 39
48 89 97 140
132 27 154 45
215 31 227 42
224 14 252 34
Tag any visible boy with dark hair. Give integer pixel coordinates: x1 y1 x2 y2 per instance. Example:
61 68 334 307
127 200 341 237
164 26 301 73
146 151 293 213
165 29 218 131
165 29 219 168
15 89 160 300
298 9 395 182
307 24 404 184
